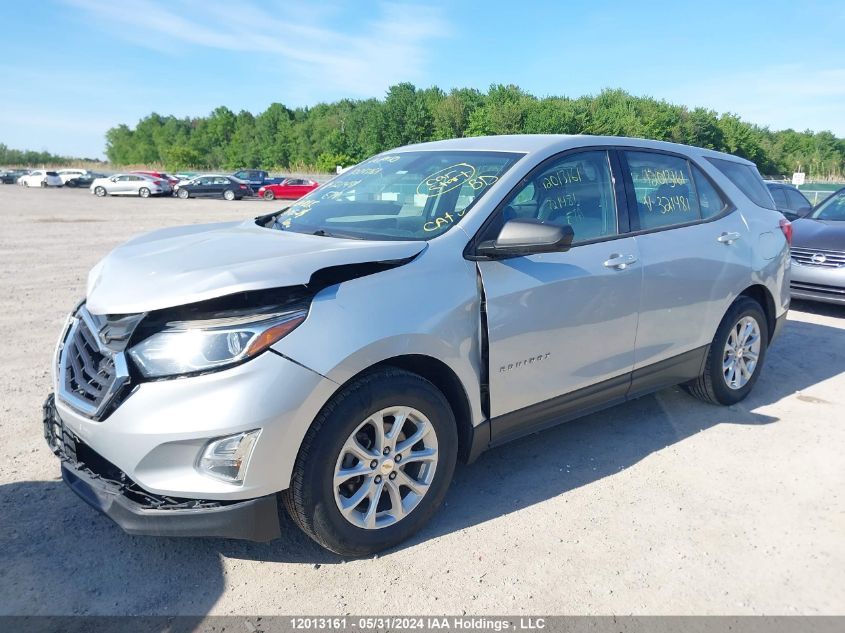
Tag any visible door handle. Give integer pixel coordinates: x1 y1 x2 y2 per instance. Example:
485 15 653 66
603 253 637 270
717 231 741 244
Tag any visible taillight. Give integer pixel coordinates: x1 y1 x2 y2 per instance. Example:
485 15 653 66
239 184 247 189
779 218 792 245
154 180 163 186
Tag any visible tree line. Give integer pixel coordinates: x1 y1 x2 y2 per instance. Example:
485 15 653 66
6 84 844 178
0 144 103 167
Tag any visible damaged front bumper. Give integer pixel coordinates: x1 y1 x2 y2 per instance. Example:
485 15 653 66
43 394 281 541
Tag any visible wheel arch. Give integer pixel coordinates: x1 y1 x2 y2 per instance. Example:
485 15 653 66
349 354 479 464
738 284 777 342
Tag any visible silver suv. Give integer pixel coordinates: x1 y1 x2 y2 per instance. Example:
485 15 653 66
44 135 791 556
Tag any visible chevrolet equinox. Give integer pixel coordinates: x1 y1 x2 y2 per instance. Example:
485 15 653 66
44 135 791 556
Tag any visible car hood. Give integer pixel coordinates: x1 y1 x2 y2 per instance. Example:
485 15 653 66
85 219 426 314
792 218 845 251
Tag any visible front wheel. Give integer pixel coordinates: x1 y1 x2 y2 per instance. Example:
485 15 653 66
177 188 189 199
40 180 47 188
94 186 106 197
223 189 236 201
263 189 275 201
283 368 458 557
686 297 769 405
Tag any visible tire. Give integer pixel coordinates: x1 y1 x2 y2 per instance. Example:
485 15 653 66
685 297 769 406
263 189 275 201
283 368 458 557
177 188 189 199
223 189 235 201
40 180 47 188
138 187 151 198
65 180 76 188
94 186 107 197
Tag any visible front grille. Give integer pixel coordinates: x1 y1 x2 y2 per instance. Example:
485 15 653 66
791 247 845 268
63 317 116 407
791 281 845 296
57 306 131 420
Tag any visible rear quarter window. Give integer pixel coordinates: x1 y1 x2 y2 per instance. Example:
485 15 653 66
707 158 775 210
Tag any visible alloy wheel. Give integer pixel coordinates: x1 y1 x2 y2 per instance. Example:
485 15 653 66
722 316 761 390
333 406 438 530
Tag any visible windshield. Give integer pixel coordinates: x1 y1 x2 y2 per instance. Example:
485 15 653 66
269 150 523 240
809 190 845 221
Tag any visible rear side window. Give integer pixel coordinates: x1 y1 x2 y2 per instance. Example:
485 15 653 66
624 152 700 230
785 188 809 211
707 158 775 210
768 186 787 207
692 166 730 219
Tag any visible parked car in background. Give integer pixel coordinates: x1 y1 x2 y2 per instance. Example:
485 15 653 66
765 181 812 221
91 173 170 198
43 135 790 556
790 186 845 305
176 174 252 200
18 170 63 187
131 170 179 187
57 169 97 188
1 168 29 184
173 172 200 183
258 178 319 200
232 169 269 189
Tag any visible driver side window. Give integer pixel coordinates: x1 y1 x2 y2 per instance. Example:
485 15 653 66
502 151 618 244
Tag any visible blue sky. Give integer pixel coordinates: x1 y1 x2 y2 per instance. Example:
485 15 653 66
1 0 844 158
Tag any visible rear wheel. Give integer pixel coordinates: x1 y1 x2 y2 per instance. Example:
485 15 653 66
139 187 151 198
177 188 189 199
283 368 458 557
223 189 236 201
263 189 275 201
94 186 106 197
686 297 769 405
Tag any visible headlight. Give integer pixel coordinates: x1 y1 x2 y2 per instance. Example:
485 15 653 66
128 309 306 378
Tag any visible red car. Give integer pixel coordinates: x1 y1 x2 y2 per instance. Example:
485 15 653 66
131 171 179 187
258 178 319 201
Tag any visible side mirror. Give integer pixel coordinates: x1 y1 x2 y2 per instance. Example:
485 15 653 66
476 219 574 258
110 176 118 182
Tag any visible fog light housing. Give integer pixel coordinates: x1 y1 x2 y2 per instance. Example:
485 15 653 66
198 430 261 484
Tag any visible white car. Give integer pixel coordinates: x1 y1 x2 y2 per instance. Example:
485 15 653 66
57 169 96 187
18 170 63 187
90 173 169 198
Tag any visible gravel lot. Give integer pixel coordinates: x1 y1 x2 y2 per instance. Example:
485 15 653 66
1 185 843 616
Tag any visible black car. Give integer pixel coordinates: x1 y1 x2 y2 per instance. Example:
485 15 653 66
175 175 253 200
765 181 812 221
1 169 28 184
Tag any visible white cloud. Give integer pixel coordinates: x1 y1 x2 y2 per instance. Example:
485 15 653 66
661 65 845 135
63 0 449 101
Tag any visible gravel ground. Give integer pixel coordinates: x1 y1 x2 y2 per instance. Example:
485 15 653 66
0 185 843 616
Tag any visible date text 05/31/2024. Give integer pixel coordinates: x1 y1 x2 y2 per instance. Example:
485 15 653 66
289 617 547 630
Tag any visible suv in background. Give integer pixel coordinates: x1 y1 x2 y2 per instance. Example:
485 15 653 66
232 169 269 191
44 135 790 557
765 181 812 220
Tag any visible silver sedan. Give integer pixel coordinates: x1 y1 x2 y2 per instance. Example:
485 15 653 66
90 173 170 198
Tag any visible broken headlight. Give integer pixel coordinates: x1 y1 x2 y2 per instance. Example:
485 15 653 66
128 309 307 378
